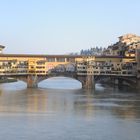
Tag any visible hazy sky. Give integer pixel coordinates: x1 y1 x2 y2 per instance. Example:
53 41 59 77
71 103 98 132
0 0 140 54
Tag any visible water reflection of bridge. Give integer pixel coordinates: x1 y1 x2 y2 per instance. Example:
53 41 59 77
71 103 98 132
0 86 139 120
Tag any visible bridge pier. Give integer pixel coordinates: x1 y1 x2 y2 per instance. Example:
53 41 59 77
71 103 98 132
27 75 38 88
77 75 95 89
84 75 95 89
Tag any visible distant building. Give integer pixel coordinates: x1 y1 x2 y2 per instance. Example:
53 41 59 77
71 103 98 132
119 34 140 45
104 34 140 57
0 45 5 54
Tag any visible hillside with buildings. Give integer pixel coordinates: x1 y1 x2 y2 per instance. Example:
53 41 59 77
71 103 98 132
103 34 140 57
74 34 140 58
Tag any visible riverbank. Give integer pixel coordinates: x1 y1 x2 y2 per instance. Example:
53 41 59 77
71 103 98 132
0 78 17 83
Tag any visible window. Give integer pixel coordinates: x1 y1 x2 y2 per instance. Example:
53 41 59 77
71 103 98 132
56 58 65 62
47 58 55 62
67 58 75 62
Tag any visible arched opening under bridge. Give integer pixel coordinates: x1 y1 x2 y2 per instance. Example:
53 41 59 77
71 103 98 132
0 80 27 90
38 76 82 89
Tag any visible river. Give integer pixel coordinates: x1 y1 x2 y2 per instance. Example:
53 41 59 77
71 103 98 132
0 77 140 140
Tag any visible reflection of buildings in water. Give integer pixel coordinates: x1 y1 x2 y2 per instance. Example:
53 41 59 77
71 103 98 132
74 90 95 119
27 90 48 113
74 89 140 120
0 86 89 114
0 91 24 113
0 90 2 96
0 90 4 112
111 105 140 119
84 90 95 119
46 93 74 112
26 90 75 113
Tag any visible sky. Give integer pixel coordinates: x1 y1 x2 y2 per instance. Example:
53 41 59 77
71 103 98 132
0 0 140 54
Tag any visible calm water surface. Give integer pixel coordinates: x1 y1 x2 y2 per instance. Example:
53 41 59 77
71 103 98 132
0 77 140 140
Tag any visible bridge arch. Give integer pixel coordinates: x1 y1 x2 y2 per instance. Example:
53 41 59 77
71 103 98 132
94 75 137 88
38 76 82 89
1 74 84 89
117 77 137 87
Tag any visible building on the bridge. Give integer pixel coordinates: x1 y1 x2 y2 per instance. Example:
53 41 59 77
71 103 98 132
0 54 82 76
76 55 136 76
0 45 5 54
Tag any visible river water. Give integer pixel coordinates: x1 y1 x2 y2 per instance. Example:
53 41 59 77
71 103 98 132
0 77 140 140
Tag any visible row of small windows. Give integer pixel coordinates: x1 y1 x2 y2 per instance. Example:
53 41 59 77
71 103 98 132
0 71 27 73
77 71 133 75
30 66 46 69
29 71 46 73
35 71 46 73
46 58 75 62
36 66 45 69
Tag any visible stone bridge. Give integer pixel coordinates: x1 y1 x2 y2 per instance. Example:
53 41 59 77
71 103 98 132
0 54 139 89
